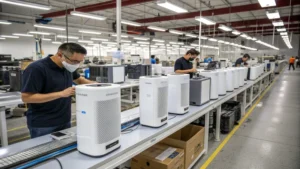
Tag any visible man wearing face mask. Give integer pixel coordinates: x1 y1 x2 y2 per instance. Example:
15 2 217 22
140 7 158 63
21 43 94 138
174 48 200 78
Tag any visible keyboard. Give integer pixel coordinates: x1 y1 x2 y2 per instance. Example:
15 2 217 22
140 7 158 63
0 137 76 169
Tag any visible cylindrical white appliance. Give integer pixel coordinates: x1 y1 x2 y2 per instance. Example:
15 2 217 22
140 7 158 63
231 68 239 89
224 69 234 92
200 70 219 100
241 67 248 83
76 83 121 157
238 68 244 87
217 70 226 96
139 76 168 127
167 74 190 114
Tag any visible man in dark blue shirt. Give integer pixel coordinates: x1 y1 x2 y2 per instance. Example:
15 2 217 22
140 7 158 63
21 43 94 138
235 54 250 67
174 48 200 78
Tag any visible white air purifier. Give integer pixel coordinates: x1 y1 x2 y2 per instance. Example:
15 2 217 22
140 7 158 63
200 70 219 100
249 66 258 80
167 74 190 114
76 83 121 157
231 68 239 89
224 69 234 92
217 70 226 96
139 76 168 127
241 67 248 83
238 68 244 87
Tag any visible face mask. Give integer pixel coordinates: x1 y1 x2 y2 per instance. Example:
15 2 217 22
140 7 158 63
189 58 195 61
62 61 80 72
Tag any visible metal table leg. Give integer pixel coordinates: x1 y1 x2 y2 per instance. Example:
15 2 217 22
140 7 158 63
215 105 221 142
0 107 8 147
204 111 209 155
242 90 247 116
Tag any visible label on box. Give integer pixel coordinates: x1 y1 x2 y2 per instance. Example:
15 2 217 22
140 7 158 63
155 147 176 161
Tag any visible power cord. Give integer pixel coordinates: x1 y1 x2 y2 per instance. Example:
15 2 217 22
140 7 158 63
168 115 177 120
121 124 140 134
52 157 63 169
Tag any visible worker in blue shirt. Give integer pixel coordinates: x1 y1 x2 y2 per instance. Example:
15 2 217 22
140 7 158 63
204 57 212 63
151 55 156 64
21 43 95 138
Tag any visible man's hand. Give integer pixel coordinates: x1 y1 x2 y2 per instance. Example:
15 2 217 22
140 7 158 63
59 87 75 98
189 68 197 73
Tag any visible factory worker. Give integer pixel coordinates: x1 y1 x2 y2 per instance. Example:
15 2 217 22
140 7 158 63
235 54 250 67
21 43 94 138
174 48 200 78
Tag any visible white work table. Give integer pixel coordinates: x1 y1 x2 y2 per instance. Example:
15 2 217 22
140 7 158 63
0 72 272 169
0 92 23 146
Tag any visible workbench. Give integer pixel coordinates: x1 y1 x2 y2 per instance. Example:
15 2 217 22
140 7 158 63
0 92 23 147
0 72 272 169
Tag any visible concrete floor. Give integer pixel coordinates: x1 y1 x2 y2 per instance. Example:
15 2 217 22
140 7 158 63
193 68 300 169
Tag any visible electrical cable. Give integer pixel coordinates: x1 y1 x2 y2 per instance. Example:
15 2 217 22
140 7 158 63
52 157 63 169
121 124 140 134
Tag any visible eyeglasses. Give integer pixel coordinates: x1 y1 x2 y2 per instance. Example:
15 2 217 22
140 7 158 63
62 53 81 64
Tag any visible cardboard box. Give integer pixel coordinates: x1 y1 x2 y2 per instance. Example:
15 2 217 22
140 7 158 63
131 143 184 169
161 124 205 169
21 61 33 70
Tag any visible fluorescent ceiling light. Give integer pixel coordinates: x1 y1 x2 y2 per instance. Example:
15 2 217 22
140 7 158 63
0 35 19 38
121 19 141 27
252 37 257 41
133 37 149 41
152 39 165 42
52 41 62 44
266 10 280 19
42 38 51 41
91 38 108 41
111 34 128 38
28 31 51 35
277 28 286 32
232 30 241 35
185 33 198 38
280 32 288 36
240 34 248 38
121 40 131 43
0 0 51 10
64 41 76 43
272 20 284 27
150 45 158 48
201 45 219 50
218 24 232 32
140 45 148 47
102 42 117 45
147 26 167 32
70 11 106 20
199 36 208 40
79 30 101 35
156 0 188 13
169 29 184 35
258 0 276 8
12 33 33 37
78 40 94 43
191 43 199 47
57 35 79 39
155 43 165 46
132 44 139 46
256 40 279 50
208 38 218 42
218 40 225 43
34 24 65 31
195 16 216 25
0 37 5 40
0 20 12 25
246 36 252 40
137 41 150 44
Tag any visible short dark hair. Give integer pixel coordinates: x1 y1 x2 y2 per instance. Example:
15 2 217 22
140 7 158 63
151 55 155 59
58 43 87 55
243 54 250 59
186 48 200 56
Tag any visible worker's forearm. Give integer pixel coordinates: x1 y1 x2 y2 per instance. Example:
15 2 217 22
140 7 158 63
22 92 62 103
175 70 191 74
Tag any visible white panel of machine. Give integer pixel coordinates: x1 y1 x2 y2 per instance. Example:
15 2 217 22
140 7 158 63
113 67 125 83
225 69 234 92
201 80 211 102
200 70 219 100
217 70 226 96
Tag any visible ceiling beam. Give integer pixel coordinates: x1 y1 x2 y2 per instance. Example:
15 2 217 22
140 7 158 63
135 0 300 23
41 0 155 18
